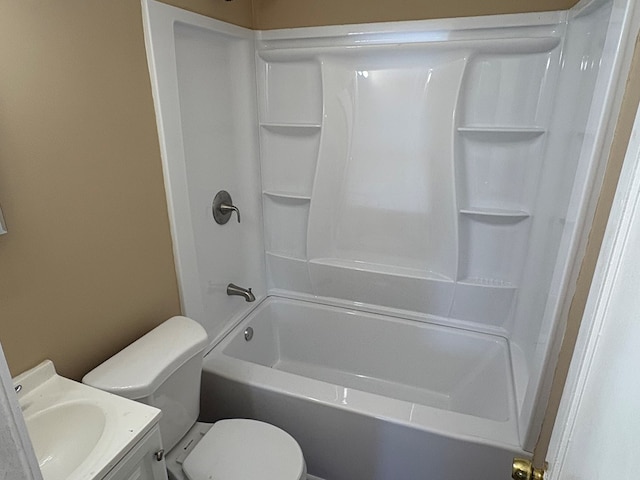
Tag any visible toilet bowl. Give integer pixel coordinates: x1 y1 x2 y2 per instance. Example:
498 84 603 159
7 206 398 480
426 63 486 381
83 316 306 480
165 421 306 480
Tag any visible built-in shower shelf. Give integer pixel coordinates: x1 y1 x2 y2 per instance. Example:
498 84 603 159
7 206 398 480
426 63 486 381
266 251 307 262
460 208 530 220
458 277 516 288
260 123 322 132
263 191 312 201
309 258 453 282
457 126 545 140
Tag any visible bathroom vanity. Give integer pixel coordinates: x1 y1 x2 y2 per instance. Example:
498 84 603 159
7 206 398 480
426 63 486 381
102 427 166 480
13 360 168 480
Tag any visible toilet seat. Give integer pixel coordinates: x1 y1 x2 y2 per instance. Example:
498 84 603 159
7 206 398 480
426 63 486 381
182 419 306 480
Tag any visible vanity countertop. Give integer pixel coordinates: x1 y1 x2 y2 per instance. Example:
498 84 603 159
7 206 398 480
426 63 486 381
13 360 161 480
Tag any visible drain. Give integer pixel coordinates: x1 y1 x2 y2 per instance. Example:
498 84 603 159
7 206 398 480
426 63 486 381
244 327 254 342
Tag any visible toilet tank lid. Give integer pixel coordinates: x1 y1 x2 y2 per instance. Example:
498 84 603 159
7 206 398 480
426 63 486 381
82 316 209 400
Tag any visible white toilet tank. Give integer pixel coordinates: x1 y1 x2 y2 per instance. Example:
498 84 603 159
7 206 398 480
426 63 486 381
83 316 209 451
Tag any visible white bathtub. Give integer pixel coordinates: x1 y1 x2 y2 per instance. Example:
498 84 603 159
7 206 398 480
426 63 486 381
201 297 524 479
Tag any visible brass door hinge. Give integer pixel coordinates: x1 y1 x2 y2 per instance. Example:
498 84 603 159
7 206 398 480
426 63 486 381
512 458 546 480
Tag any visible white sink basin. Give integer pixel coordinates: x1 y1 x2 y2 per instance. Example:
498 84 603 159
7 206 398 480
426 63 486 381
26 402 106 480
13 360 161 480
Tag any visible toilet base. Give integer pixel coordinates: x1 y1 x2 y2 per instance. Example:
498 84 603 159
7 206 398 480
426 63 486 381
165 422 212 480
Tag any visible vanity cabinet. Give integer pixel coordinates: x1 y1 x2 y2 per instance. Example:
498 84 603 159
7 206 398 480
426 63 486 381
103 425 168 480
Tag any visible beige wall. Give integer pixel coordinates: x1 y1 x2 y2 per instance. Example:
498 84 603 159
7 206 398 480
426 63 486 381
0 1 181 381
163 0 253 28
253 0 579 30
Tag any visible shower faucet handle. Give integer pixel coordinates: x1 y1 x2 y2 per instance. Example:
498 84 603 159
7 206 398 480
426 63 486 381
219 203 240 223
212 190 241 224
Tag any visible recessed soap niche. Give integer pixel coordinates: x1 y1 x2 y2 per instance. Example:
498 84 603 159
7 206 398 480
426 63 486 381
260 124 320 198
256 40 561 333
460 52 555 127
257 58 322 125
263 195 310 259
456 130 544 212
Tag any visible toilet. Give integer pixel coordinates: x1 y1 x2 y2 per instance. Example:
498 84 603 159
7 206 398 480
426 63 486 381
83 316 306 480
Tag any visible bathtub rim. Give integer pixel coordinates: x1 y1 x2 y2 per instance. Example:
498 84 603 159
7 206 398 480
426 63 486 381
205 291 515 356
203 295 524 452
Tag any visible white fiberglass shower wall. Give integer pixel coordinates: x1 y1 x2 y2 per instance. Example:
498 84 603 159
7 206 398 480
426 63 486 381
143 0 634 456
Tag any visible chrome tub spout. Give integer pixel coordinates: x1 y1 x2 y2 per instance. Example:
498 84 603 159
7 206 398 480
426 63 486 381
227 283 255 302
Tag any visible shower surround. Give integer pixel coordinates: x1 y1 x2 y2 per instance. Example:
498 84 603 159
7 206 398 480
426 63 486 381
143 0 633 477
